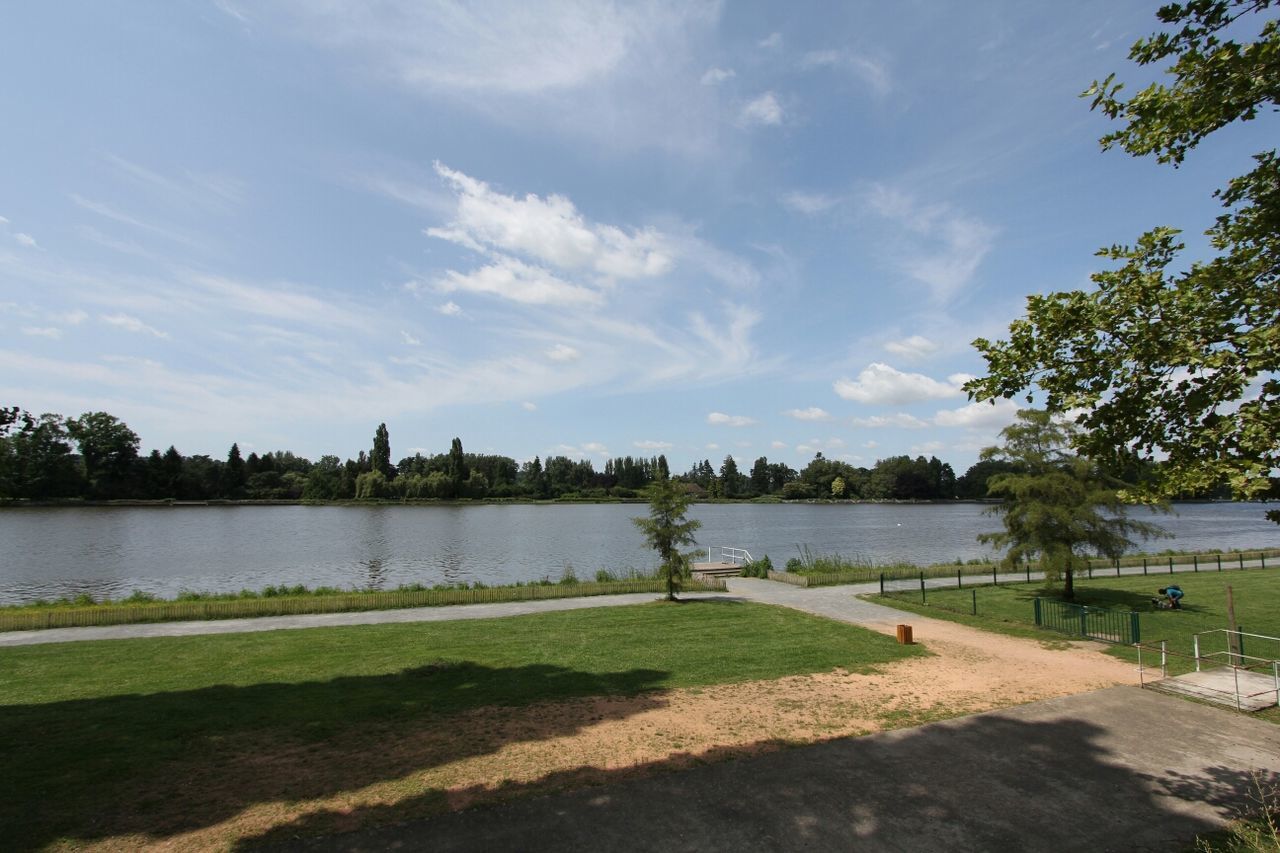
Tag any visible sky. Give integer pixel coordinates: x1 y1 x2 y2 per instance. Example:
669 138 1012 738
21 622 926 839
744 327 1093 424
1 1 1274 474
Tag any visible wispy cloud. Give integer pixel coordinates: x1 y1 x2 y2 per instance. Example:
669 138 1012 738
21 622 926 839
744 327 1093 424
739 92 783 127
70 194 205 250
634 439 672 450
438 256 604 307
862 184 997 302
429 162 673 284
101 313 170 339
782 191 841 215
545 343 581 362
784 406 832 421
799 49 891 96
884 334 938 360
707 411 756 427
21 326 61 339
700 67 735 85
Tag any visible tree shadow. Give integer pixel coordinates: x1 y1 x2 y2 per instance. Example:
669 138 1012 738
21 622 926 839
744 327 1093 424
1 661 669 851
246 691 1280 852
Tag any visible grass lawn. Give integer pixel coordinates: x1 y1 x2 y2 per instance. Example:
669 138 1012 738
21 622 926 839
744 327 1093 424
0 599 921 851
873 568 1280 670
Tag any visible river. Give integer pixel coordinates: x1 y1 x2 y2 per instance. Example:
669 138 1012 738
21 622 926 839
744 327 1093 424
2 502 1278 605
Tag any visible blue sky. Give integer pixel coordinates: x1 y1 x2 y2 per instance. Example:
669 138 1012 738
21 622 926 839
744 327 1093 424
1 1 1273 472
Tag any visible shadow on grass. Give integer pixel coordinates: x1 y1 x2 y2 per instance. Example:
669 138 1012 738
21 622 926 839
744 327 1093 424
244 693 1265 852
1 661 669 851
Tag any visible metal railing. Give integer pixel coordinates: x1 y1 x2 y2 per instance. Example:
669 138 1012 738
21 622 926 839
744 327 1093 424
706 547 753 566
1193 629 1280 670
1136 639 1280 712
1033 597 1141 644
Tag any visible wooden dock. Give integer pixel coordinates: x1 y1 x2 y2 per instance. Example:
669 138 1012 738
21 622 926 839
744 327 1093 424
691 561 742 580
1147 669 1279 712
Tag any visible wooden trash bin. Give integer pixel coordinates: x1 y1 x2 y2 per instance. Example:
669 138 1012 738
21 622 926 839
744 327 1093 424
895 624 913 645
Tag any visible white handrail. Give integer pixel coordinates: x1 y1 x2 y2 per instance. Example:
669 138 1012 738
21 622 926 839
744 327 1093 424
704 547 754 565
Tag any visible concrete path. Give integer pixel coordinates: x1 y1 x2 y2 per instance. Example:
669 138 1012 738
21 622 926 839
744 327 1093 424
273 686 1280 852
1 553 1270 647
0 591 731 647
726 577 903 630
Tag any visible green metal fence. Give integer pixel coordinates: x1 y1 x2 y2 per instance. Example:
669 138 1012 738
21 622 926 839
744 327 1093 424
1033 597 1141 644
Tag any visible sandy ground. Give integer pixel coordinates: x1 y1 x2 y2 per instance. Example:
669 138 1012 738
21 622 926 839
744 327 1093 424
84 616 1137 851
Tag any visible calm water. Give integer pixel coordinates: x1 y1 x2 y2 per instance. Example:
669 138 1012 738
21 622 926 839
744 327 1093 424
2 502 1278 605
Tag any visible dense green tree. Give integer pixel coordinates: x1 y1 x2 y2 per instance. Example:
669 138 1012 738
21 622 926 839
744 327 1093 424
66 412 140 498
447 437 468 491
224 443 246 498
749 456 771 495
956 459 1023 499
371 423 393 480
0 412 83 499
719 455 744 498
979 409 1168 599
302 455 343 501
968 1 1280 519
632 474 701 601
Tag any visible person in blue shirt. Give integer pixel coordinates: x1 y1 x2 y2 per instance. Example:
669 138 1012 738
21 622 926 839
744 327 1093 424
1157 585 1184 609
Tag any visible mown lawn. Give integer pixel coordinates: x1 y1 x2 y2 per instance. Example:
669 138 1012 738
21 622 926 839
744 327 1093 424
1 599 921 851
875 568 1280 671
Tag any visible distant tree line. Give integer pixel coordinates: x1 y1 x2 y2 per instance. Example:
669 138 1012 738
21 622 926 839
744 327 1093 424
0 405 1231 503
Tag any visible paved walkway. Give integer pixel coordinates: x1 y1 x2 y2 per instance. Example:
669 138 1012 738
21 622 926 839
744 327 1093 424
275 686 1280 852
1 554 1270 647
0 591 731 647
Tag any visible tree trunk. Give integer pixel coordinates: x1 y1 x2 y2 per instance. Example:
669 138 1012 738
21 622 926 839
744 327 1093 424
1063 568 1075 600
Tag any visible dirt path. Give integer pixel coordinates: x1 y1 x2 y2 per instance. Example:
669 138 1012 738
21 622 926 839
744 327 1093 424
97 596 1136 851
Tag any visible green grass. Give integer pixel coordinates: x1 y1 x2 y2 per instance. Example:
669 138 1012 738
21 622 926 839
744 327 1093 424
0 599 922 850
874 568 1280 672
778 547 1280 588
0 576 728 632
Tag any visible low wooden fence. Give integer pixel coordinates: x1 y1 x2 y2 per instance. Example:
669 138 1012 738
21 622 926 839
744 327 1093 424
0 578 728 632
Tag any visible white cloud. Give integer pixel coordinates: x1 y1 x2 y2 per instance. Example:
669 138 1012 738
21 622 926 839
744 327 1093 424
784 407 832 421
834 362 964 405
545 343 581 362
933 398 1019 429
521 401 537 412
13 233 38 249
437 301 462 316
758 32 781 49
272 1 708 96
707 411 756 427
705 442 720 450
438 256 603 307
70 194 203 249
100 313 169 339
21 326 61 339
771 440 787 449
739 92 783 127
55 309 89 325
0 215 9 225
700 67 735 85
400 331 421 346
799 49 890 96
796 437 847 455
634 439 672 450
782 192 840 215
428 163 673 282
911 440 945 454
862 184 997 301
850 412 930 429
884 334 938 359
864 440 879 449
555 441 608 458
